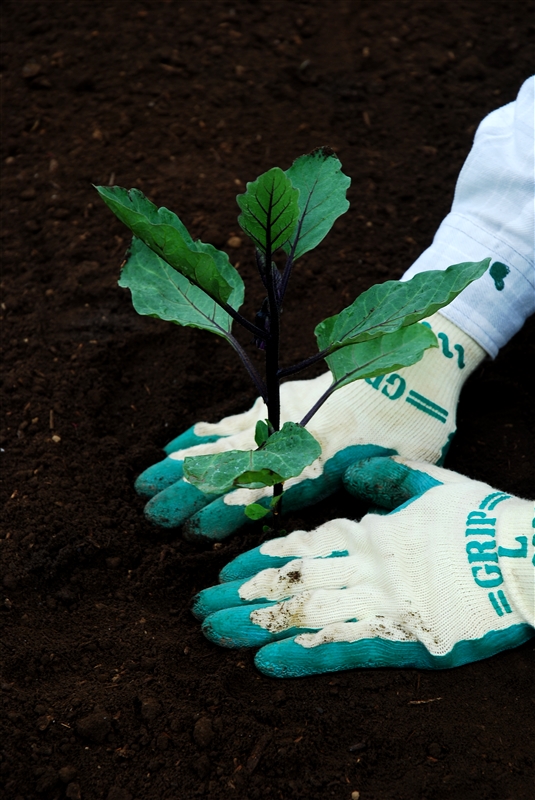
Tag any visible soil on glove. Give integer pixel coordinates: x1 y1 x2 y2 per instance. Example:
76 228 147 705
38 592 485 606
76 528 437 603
1 2 534 799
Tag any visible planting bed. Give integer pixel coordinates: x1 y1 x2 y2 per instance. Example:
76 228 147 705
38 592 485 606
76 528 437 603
1 2 533 798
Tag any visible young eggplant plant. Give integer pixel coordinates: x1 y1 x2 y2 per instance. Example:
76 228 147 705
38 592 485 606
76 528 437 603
96 148 489 530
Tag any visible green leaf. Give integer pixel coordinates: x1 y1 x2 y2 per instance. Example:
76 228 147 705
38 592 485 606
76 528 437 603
325 323 438 390
237 468 285 487
118 237 244 338
316 259 490 352
283 147 351 259
254 420 270 447
245 503 271 521
96 185 243 306
237 167 300 254
184 422 322 494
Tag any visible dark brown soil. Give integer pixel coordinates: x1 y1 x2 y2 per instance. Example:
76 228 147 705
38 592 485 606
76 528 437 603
1 2 534 799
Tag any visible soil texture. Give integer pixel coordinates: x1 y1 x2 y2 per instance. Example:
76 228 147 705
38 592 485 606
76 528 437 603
1 2 534 799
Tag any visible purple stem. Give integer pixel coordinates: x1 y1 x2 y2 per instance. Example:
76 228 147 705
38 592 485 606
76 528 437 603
227 334 268 403
299 382 336 428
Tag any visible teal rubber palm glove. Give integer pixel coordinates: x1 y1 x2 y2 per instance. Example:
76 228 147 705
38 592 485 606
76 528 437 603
193 457 534 677
137 314 486 540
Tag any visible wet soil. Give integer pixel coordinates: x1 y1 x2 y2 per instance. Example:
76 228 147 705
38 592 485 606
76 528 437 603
1 2 534 799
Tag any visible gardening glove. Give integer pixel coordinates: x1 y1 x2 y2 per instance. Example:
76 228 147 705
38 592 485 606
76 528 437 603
137 313 486 540
193 456 534 677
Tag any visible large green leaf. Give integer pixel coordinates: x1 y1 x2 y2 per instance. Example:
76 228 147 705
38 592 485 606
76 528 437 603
283 148 351 259
96 185 243 306
316 259 490 353
118 237 243 338
325 323 438 390
183 422 322 494
237 167 300 254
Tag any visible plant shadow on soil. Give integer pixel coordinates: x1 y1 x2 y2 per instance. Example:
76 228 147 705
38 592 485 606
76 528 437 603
1 2 533 799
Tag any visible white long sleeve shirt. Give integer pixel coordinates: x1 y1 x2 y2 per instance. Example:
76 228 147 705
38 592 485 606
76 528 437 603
403 76 535 357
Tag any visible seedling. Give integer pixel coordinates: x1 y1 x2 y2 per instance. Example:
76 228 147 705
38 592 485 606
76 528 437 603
96 148 488 528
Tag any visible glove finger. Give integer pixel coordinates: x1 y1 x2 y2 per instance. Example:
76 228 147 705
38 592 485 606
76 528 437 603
162 424 224 457
135 456 187 498
181 471 346 540
254 616 535 676
184 444 396 541
201 605 318 648
238 558 381 609
183 493 261 541
219 544 300 583
189 396 267 439
220 518 378 582
192 578 272 620
143 479 221 529
140 429 259 500
343 456 445 509
254 626 437 677
137 440 229 499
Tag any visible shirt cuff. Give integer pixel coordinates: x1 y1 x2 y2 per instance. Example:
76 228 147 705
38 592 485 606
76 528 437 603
402 213 535 358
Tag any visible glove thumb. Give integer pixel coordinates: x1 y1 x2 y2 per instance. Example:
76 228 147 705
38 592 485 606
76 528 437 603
343 455 467 510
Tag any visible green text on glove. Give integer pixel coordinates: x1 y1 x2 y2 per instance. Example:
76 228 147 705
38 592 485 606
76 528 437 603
465 492 529 617
366 373 449 424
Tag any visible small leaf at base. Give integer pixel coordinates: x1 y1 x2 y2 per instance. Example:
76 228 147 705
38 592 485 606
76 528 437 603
254 420 270 447
184 422 322 494
245 503 271 520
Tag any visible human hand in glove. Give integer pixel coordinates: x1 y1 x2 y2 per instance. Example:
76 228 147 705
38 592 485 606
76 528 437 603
136 314 486 540
193 457 534 677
